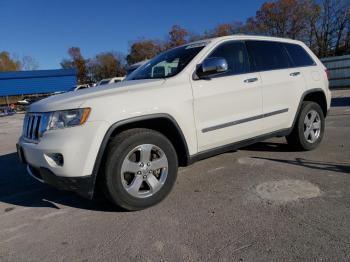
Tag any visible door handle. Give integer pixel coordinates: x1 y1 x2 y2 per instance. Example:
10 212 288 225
290 72 301 77
244 77 258 83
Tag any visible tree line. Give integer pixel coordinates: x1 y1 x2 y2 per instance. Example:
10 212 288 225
1 0 349 85
0 52 39 72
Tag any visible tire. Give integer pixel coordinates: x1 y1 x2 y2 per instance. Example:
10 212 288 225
286 101 325 151
102 128 178 211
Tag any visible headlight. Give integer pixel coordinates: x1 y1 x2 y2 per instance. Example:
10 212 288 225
48 108 91 130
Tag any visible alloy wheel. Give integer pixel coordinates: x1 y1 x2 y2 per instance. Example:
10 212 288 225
120 144 168 198
303 110 321 143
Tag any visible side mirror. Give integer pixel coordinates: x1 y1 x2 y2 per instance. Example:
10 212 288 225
197 57 228 78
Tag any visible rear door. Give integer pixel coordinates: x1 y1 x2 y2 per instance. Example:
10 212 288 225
283 42 322 92
245 40 307 133
192 41 263 152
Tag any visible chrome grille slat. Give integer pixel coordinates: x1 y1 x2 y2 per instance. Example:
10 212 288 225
25 116 30 137
35 115 41 139
22 113 44 143
31 116 38 139
29 116 35 138
27 115 34 138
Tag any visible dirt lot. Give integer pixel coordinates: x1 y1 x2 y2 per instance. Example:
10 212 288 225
0 90 349 262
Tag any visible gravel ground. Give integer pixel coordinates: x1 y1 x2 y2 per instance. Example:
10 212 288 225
0 90 349 262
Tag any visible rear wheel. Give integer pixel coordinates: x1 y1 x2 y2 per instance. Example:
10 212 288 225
286 101 325 151
102 128 178 211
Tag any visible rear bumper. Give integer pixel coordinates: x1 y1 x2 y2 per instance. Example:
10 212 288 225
27 164 95 199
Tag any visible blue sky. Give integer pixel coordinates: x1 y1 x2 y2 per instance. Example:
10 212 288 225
0 0 280 69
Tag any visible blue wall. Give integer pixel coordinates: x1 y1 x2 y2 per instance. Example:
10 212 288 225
0 69 77 96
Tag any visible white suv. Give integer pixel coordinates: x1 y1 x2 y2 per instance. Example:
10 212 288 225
17 35 331 210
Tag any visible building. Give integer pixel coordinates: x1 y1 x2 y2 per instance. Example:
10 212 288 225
0 69 77 97
321 55 350 88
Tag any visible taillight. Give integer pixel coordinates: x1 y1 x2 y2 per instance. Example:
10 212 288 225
325 69 330 79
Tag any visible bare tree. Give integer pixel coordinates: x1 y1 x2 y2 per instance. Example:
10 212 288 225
333 2 350 54
245 0 350 57
309 0 350 56
21 55 39 71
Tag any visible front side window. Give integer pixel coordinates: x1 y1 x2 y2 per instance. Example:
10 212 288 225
246 41 291 71
208 41 251 76
283 43 315 67
126 43 206 80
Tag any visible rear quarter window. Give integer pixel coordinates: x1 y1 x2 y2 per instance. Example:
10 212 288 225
246 41 291 71
283 43 315 67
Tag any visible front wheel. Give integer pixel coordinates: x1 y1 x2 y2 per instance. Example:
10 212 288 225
102 128 178 211
286 101 325 151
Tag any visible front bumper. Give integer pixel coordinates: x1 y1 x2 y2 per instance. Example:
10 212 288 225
17 144 95 198
27 164 95 198
16 120 109 198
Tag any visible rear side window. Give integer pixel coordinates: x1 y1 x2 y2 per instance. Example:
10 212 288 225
283 43 315 67
208 41 250 76
246 41 291 71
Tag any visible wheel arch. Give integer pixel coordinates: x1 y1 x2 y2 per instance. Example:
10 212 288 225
302 89 328 116
91 114 191 194
290 88 328 132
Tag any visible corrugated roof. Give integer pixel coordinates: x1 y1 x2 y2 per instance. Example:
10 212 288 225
0 69 76 79
0 69 77 96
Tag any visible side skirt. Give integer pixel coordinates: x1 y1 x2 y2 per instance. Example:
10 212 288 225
188 128 290 165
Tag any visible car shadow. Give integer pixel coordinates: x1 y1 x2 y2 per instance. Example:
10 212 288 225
241 141 300 153
331 97 350 107
252 156 350 174
0 152 126 212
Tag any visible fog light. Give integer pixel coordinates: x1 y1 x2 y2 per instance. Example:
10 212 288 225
44 153 64 167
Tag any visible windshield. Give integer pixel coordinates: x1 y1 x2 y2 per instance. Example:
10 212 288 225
126 43 206 81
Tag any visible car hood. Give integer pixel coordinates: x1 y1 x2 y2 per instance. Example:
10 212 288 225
28 79 165 112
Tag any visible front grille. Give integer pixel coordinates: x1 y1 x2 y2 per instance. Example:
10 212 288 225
23 113 41 142
23 112 51 142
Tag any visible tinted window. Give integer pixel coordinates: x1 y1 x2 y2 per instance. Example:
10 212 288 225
208 41 250 76
283 43 315 67
246 41 291 71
